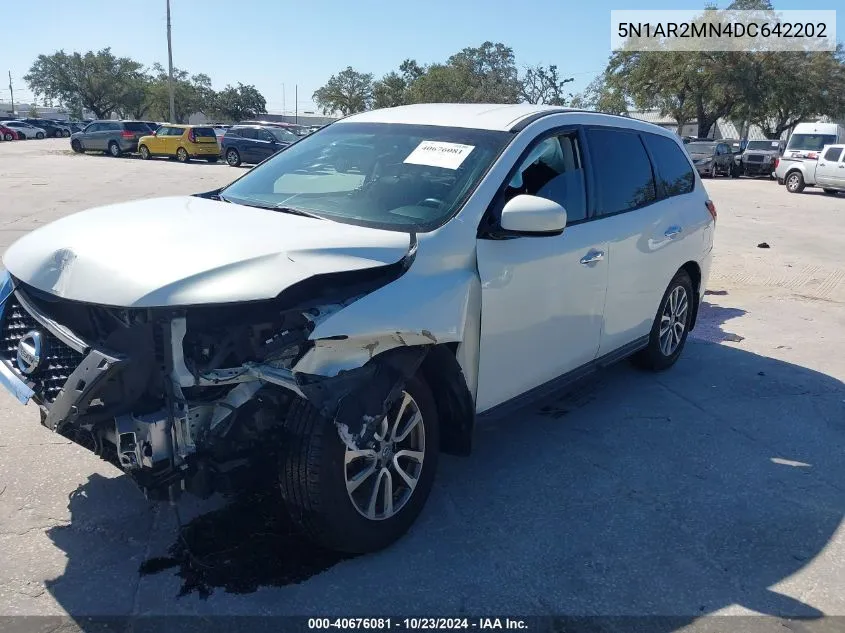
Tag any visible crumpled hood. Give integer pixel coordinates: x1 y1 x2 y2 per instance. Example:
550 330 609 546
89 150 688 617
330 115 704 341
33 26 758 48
2 196 411 307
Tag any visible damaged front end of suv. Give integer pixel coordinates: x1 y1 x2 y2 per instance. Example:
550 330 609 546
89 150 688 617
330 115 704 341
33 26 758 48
0 238 437 499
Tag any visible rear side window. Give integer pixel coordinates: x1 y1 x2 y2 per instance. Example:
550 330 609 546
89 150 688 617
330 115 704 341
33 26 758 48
823 147 843 161
124 122 149 132
192 127 216 138
240 129 257 140
586 127 656 215
642 133 695 197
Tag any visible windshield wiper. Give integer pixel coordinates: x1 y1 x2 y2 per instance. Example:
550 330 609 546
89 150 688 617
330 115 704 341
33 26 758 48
273 205 325 220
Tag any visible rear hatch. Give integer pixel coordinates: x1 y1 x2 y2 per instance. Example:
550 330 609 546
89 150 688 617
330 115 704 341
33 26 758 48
191 127 219 145
123 121 152 142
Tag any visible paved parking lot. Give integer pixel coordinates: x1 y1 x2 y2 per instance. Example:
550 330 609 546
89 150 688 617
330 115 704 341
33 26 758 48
1 139 844 623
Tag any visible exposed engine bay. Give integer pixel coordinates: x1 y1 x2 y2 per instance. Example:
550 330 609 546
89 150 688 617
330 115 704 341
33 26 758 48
0 239 450 501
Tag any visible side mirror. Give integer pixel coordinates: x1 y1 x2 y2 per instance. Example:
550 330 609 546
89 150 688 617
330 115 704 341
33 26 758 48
500 194 567 236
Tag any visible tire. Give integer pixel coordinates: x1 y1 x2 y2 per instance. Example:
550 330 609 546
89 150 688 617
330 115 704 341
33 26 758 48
62 130 70 138
139 145 151 160
70 139 82 153
3 133 12 142
709 164 717 178
35 132 45 140
108 141 121 158
53 130 62 138
176 147 189 163
785 171 805 193
225 148 241 167
206 157 218 163
632 269 694 371
280 374 440 554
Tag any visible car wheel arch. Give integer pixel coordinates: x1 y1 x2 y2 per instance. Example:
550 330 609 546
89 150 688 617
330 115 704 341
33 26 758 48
679 261 702 331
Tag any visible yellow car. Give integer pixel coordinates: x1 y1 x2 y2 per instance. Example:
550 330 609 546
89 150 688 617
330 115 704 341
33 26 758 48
137 125 220 163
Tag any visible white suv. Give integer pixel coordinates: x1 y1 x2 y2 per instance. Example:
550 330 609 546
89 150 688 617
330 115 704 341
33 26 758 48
0 104 715 553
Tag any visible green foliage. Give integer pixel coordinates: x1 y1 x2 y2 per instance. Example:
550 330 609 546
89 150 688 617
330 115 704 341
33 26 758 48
313 67 374 116
213 83 267 122
24 48 268 123
25 48 145 119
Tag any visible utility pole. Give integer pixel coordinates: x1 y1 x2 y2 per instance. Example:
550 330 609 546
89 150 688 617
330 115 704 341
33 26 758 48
295 84 298 124
166 0 176 123
7 71 14 116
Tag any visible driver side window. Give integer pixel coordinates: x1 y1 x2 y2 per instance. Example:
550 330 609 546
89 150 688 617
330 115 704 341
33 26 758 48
504 133 587 223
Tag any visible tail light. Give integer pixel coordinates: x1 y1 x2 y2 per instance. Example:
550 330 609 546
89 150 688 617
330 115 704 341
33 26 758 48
705 200 717 222
774 158 779 169
188 129 196 143
120 130 134 139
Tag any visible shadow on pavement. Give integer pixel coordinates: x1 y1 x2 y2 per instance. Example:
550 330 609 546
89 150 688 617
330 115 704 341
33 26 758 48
40 298 845 627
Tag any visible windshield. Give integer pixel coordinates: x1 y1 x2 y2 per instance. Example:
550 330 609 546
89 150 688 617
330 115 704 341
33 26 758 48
787 134 837 152
269 127 298 143
747 140 780 151
220 122 511 232
687 143 716 153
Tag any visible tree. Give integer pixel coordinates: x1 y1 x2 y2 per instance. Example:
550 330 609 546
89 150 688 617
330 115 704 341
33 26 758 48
24 48 144 119
519 64 574 105
146 64 215 123
372 72 409 109
313 67 373 116
445 41 521 103
116 74 153 120
213 83 267 122
27 103 38 117
570 72 629 115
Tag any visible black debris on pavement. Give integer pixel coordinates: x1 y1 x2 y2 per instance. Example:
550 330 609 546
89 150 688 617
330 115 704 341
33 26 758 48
757 242 771 249
139 491 355 598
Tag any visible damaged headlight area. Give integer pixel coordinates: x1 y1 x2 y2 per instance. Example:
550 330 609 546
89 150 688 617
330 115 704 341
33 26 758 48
5 248 430 501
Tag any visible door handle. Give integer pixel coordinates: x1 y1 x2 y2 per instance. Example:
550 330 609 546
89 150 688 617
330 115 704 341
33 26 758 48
664 226 683 238
580 250 605 265
820 163 827 167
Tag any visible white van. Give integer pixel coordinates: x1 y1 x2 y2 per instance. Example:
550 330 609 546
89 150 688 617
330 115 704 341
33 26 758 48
776 121 845 184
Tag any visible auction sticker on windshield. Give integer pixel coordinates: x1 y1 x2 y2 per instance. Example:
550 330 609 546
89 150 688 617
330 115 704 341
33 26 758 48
404 141 475 170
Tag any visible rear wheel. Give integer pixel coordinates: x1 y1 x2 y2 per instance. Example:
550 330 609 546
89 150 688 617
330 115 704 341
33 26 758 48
785 171 805 193
3 133 12 141
35 132 45 140
632 270 694 371
108 141 121 158
70 139 82 153
279 374 439 554
139 145 151 160
176 147 189 163
225 148 241 167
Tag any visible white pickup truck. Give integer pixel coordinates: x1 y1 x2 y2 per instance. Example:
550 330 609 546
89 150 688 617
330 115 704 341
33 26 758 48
775 122 845 193
778 143 845 194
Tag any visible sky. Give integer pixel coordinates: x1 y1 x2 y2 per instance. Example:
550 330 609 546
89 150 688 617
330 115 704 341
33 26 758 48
1 0 841 115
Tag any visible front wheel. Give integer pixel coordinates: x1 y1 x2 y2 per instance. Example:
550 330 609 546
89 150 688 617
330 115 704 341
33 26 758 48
108 141 121 158
632 270 694 371
280 374 440 553
3 133 12 142
785 172 805 193
225 148 241 167
35 132 45 140
70 139 82 153
709 164 717 178
176 147 189 163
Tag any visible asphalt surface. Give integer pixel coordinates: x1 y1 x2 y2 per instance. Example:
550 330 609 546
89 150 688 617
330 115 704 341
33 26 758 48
0 139 844 625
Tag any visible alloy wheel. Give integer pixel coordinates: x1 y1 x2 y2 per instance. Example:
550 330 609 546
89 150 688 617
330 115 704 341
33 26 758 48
659 286 688 357
226 149 239 166
344 391 425 521
786 174 801 192
177 148 188 162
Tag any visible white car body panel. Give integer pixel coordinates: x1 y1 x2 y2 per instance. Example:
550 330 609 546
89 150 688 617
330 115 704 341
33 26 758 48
816 145 845 189
2 104 714 422
1 196 411 307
